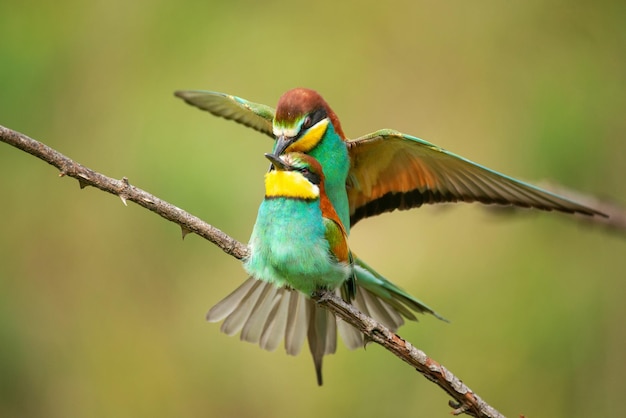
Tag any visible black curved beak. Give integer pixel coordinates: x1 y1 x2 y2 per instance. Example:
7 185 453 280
273 134 295 157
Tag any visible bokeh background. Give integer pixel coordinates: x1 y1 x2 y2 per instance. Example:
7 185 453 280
1 1 625 417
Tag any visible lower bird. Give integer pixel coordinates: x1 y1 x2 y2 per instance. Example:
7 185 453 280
206 152 443 385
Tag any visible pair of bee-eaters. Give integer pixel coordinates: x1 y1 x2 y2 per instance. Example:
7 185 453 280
175 88 604 385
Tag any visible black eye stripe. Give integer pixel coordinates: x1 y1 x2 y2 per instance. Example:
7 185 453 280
296 167 321 185
308 108 327 127
298 108 327 135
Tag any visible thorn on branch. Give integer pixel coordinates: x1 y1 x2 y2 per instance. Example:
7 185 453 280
181 226 192 239
77 178 89 189
119 177 131 206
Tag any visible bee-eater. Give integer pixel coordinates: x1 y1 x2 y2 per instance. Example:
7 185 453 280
175 88 606 234
177 89 605 364
206 152 439 385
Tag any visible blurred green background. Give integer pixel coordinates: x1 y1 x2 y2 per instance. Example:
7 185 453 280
1 0 625 417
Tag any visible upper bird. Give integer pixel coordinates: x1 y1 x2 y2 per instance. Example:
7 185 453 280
175 87 606 233
207 152 439 385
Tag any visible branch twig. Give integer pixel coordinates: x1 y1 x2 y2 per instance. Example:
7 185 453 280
314 291 505 417
0 125 247 261
7 123 619 417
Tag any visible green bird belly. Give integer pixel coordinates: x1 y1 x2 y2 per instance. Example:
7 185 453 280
244 198 350 296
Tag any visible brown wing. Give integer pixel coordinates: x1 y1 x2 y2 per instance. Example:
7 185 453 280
347 129 606 225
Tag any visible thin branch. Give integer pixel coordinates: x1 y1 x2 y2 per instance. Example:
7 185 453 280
5 123 617 417
314 291 505 418
0 124 247 261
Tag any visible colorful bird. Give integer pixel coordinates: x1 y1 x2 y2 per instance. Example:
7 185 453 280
178 88 605 382
174 88 606 235
206 152 441 385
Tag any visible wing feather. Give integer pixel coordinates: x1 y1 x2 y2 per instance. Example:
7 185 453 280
347 130 605 225
175 90 275 137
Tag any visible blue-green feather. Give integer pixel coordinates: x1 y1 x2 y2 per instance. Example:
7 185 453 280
302 123 351 233
245 197 349 295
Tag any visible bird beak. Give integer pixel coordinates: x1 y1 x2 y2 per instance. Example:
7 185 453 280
264 153 289 171
273 134 295 157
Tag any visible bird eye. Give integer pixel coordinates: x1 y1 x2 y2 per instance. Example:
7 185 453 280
301 116 312 130
299 167 321 185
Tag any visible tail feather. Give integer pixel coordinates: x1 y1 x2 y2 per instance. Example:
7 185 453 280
284 291 309 355
219 280 267 336
259 291 290 351
357 286 405 330
307 301 337 386
206 278 266 336
207 264 445 384
336 320 362 350
205 277 258 322
354 256 448 322
338 286 407 350
240 284 279 343
336 286 363 350
208 278 340 384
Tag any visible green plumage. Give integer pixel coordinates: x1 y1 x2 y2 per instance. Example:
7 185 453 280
245 193 349 295
274 121 352 234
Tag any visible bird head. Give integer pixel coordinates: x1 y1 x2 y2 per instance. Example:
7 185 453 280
272 88 346 156
263 152 326 200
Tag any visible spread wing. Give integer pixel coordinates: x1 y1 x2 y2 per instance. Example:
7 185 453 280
174 90 275 138
347 129 606 225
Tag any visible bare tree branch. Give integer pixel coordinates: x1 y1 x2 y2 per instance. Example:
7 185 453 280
0 124 247 261
314 291 506 418
5 123 618 417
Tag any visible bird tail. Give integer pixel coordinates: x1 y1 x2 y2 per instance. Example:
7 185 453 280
335 256 447 351
206 277 336 385
206 265 446 384
353 256 447 322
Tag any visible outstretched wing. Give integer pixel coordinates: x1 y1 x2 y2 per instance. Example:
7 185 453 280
347 129 606 225
174 90 275 138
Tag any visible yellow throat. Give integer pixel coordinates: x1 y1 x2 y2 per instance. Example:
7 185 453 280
264 170 319 200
